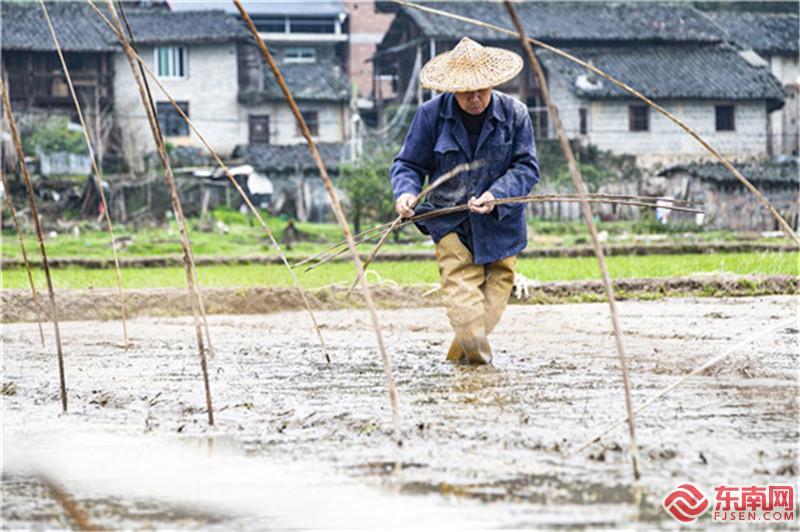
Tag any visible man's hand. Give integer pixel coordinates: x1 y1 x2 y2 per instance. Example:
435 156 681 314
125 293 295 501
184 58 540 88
468 191 495 214
395 193 417 219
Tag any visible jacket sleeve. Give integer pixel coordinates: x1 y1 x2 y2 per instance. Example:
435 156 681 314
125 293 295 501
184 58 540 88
389 106 434 200
488 108 540 221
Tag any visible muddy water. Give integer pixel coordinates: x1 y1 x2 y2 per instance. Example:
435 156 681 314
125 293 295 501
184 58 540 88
2 296 797 529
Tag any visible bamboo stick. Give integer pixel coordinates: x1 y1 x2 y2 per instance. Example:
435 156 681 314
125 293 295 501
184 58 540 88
39 0 129 348
304 195 704 271
101 0 213 426
505 1 641 481
394 0 800 248
1 78 67 412
346 160 484 295
112 0 216 359
298 192 700 270
1 169 46 347
88 1 329 363
234 0 402 446
40 474 97 531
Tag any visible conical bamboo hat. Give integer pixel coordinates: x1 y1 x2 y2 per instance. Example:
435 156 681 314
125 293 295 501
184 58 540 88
419 37 523 92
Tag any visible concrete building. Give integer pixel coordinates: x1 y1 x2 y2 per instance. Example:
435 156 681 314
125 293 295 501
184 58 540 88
707 12 800 156
374 2 787 168
115 4 353 170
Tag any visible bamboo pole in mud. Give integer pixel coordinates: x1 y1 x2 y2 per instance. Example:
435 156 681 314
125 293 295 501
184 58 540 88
1 78 67 413
234 0 402 446
571 317 797 456
394 0 800 248
39 0 129 349
1 170 46 347
39 474 97 531
346 160 484 295
86 2 329 364
505 0 641 481
100 0 214 426
109 0 216 361
303 195 704 272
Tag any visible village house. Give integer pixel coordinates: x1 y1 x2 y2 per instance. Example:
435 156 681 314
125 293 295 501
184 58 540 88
374 1 788 168
707 12 799 156
2 2 354 171
1 1 118 167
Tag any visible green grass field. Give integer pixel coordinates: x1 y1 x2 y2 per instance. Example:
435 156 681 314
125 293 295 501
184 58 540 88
1 210 778 262
1 252 796 290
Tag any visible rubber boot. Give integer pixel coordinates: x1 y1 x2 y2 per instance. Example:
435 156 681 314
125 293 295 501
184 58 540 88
446 337 464 362
455 321 493 365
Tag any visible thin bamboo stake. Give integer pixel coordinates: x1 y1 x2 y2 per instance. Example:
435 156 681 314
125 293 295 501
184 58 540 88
39 474 97 531
88 1 328 363
297 192 700 269
346 160 484 295
113 0 215 359
304 195 703 271
234 0 402 445
1 78 67 413
40 0 129 348
505 0 641 481
394 0 800 248
1 169 46 347
100 0 213 426
571 317 797 456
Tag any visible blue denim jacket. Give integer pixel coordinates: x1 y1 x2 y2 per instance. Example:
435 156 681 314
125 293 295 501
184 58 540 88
390 91 540 264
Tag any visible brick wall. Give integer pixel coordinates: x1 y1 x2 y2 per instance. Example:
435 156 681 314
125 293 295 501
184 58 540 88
342 0 393 100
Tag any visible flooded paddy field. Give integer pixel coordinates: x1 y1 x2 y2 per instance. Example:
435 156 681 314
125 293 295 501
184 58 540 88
2 296 798 529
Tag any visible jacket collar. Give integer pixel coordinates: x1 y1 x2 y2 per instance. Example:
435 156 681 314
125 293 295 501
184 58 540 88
439 91 505 157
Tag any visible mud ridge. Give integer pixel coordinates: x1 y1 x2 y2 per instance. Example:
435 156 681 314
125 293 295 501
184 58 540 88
2 274 796 323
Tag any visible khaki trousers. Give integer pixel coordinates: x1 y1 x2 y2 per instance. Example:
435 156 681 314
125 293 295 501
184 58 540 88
434 233 516 361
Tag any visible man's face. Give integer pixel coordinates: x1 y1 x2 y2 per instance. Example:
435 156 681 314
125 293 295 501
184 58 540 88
454 88 492 115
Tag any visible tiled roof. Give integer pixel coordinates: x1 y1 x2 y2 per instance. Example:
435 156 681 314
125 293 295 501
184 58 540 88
0 1 248 51
114 9 250 45
660 159 799 184
387 1 723 45
706 13 799 56
240 61 351 103
1 1 116 52
232 143 349 172
539 44 785 109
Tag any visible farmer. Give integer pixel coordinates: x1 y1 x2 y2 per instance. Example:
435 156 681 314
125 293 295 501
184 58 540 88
390 37 540 365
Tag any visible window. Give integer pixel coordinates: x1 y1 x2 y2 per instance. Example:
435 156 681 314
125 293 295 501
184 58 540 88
249 115 270 144
289 17 336 34
526 94 549 139
284 47 316 64
156 101 189 136
628 105 649 132
579 107 588 135
715 105 735 131
155 46 187 78
253 16 286 33
299 110 319 136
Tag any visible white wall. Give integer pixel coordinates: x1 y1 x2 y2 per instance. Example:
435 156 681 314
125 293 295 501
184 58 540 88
113 42 349 171
548 79 770 167
768 54 799 155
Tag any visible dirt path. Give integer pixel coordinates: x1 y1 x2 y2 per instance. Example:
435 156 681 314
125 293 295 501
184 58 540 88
1 296 797 528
